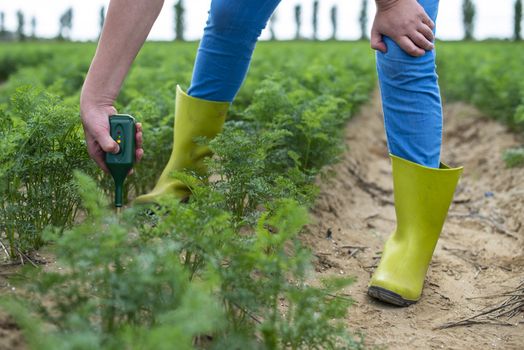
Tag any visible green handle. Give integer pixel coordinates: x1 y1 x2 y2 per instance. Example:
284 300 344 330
105 114 136 208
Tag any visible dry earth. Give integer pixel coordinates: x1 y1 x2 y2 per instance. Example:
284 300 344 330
1 93 523 350
305 91 524 349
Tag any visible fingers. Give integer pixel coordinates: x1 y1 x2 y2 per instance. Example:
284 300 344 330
136 148 144 163
130 123 144 175
135 122 143 149
421 13 435 31
95 129 120 154
371 28 387 53
129 147 144 176
418 23 435 42
408 31 434 51
397 36 425 57
135 122 143 163
90 146 111 174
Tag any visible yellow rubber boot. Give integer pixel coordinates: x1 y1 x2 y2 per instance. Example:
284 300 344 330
368 154 463 306
134 86 229 204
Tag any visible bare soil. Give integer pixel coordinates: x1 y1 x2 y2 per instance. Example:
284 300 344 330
305 92 524 349
0 263 28 350
1 93 523 350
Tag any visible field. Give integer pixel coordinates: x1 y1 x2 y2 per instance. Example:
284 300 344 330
0 41 523 349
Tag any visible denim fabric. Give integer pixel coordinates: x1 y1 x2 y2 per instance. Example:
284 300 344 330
188 0 281 102
377 0 442 168
189 0 442 167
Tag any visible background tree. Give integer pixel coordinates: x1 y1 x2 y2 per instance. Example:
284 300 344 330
330 6 338 40
294 5 302 40
312 0 319 40
462 0 476 40
359 0 368 40
0 12 5 35
58 8 73 41
269 12 277 41
99 6 105 39
515 0 522 41
30 16 36 39
174 0 185 41
16 10 25 41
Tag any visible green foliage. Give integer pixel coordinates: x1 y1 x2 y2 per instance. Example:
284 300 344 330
0 87 94 256
0 45 93 103
0 46 53 81
0 42 375 348
4 174 360 349
438 42 524 127
503 147 524 167
437 42 524 156
4 173 225 349
207 123 309 223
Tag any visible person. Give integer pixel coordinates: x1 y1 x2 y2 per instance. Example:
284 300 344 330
80 0 462 307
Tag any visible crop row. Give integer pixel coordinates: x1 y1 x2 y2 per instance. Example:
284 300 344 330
0 42 375 348
437 42 524 166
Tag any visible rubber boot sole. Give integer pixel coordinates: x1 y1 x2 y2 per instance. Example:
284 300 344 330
367 286 417 307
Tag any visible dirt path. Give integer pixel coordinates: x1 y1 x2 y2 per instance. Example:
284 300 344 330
0 263 27 350
305 91 524 349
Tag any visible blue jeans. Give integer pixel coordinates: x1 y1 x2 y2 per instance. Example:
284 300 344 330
377 0 441 168
188 0 442 168
188 0 281 102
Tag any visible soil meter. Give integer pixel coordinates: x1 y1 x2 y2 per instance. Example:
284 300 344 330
105 114 136 210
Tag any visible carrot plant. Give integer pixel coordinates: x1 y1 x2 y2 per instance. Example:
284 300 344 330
4 172 361 349
3 173 225 349
0 45 54 81
438 42 524 131
0 87 94 257
503 147 524 168
0 41 375 348
437 42 524 167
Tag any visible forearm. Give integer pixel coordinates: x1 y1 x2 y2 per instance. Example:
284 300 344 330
81 0 164 107
375 0 402 11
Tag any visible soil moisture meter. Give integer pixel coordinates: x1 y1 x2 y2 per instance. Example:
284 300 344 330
105 114 136 211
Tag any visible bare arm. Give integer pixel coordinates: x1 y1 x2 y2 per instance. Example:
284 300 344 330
371 0 435 57
80 0 164 172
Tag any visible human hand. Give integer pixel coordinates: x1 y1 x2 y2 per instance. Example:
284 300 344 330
80 102 143 174
371 0 435 57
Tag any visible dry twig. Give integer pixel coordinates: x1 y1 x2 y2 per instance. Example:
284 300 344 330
437 280 524 329
0 238 10 258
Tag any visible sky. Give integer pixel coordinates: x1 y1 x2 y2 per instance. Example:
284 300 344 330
0 0 519 41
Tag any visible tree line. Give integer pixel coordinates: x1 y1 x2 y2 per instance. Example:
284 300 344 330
1 0 523 42
0 7 73 41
